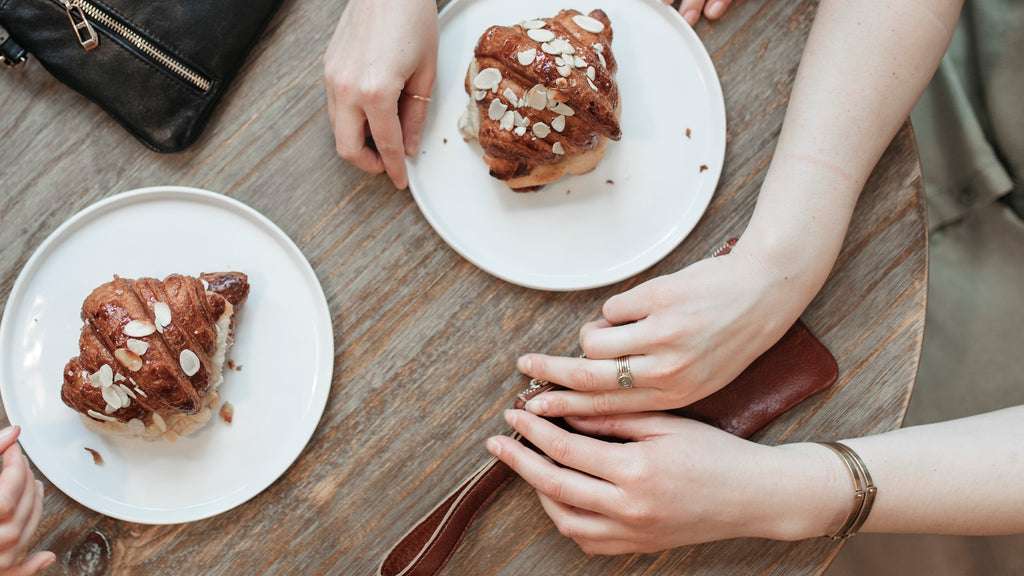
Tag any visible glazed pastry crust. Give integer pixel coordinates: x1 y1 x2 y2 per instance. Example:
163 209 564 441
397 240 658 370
61 272 249 441
459 9 621 191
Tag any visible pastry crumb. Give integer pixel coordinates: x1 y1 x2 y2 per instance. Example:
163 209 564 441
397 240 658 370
84 447 103 465
220 402 234 424
699 164 708 173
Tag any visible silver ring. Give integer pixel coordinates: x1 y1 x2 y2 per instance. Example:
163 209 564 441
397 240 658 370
615 355 633 389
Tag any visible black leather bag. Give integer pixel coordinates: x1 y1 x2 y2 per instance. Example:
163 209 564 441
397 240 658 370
0 0 282 152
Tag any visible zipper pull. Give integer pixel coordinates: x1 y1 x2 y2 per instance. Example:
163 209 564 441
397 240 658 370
63 0 99 51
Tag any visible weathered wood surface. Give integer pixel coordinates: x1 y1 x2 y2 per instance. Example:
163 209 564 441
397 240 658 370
0 0 926 574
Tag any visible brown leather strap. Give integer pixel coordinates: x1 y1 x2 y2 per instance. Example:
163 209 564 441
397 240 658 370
379 454 516 576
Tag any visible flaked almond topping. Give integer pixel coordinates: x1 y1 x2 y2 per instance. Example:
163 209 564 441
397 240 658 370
102 385 124 411
126 338 149 356
119 383 136 399
133 386 147 397
123 320 156 337
557 65 571 77
554 39 575 55
488 98 508 121
163 430 179 443
473 67 502 91
520 19 546 30
513 111 528 127
513 126 527 136
532 122 551 138
152 412 167 432
527 28 555 43
597 51 606 67
574 56 586 68
552 142 566 155
552 115 566 132
554 78 569 89
89 364 113 389
114 348 143 372
87 409 117 422
527 87 547 110
153 302 171 328
593 43 604 53
126 418 145 436
588 78 599 91
517 48 537 66
499 110 515 131
474 90 488 101
200 278 210 291
573 14 605 33
114 373 126 382
180 349 201 377
551 102 575 116
554 56 565 67
587 66 596 81
541 42 561 56
502 87 518 105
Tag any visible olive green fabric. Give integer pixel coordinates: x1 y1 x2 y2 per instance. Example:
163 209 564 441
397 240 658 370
911 0 1024 229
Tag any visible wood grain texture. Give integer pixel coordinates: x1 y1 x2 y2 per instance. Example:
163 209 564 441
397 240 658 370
0 0 925 574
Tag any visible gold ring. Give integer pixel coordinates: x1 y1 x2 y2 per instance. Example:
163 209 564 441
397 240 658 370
403 91 432 103
615 355 633 389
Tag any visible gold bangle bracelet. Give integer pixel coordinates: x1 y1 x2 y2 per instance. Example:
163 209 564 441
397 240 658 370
819 441 877 540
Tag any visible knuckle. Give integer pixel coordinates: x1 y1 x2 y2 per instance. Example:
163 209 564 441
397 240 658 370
536 473 566 502
0 527 19 551
590 392 617 415
576 539 603 555
545 435 574 463
568 365 600 391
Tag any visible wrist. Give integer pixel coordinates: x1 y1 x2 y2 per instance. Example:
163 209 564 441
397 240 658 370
757 442 852 541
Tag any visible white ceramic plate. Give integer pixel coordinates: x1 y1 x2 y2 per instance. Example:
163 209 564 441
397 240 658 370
407 0 726 291
0 187 333 524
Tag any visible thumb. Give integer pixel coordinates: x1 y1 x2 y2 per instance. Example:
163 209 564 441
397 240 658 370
564 412 681 442
0 426 20 453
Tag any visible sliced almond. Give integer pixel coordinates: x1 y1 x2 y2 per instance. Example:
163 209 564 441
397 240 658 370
588 78 598 91
532 122 551 138
102 385 123 411
123 320 156 338
127 418 145 436
517 48 537 66
520 19 546 30
180 349 201 377
113 372 126 383
527 28 555 43
152 412 167 432
552 102 575 116
126 338 149 356
89 364 113 389
153 302 171 328
513 126 527 137
513 111 527 127
541 42 561 56
114 348 143 372
87 409 117 423
527 87 547 110
598 51 606 67
502 87 518 105
119 383 137 399
488 98 508 121
593 43 604 53
474 90 488 101
573 14 605 34
552 142 566 155
574 56 586 68
499 110 515 131
587 66 596 81
473 68 502 91
552 115 566 132
557 65 571 77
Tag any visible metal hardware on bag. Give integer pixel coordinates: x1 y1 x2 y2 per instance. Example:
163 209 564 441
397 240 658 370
0 36 28 70
62 0 99 50
52 0 212 91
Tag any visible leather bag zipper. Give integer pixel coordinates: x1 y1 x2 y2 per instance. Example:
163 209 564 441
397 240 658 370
58 0 211 92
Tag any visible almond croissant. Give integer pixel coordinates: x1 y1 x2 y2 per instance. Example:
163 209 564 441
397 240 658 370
458 9 621 191
61 272 249 442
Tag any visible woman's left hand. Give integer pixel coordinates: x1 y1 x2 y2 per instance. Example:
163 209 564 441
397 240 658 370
486 410 836 553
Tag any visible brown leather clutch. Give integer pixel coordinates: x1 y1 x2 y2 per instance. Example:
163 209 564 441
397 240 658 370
379 241 839 576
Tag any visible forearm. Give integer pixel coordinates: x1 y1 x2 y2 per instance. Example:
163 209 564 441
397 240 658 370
739 0 962 308
766 406 1024 540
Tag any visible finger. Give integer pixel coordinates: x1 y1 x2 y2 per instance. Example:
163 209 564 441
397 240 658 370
535 491 626 545
676 0 707 26
9 480 44 556
0 460 40 554
334 109 385 174
365 96 409 189
0 445 29 523
518 354 617 393
600 285 656 326
524 387 664 417
563 413 679 442
0 428 17 457
399 65 437 156
578 320 650 360
0 551 57 576
704 0 732 20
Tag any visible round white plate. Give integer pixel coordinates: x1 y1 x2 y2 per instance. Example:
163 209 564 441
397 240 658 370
407 0 726 291
0 187 333 524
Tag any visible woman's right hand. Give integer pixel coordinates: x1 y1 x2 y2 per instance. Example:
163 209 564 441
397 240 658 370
0 426 54 576
324 0 440 190
667 0 734 26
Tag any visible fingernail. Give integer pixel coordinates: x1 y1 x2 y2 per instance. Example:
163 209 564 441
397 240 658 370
486 437 502 457
43 553 57 569
0 426 17 443
517 355 532 372
525 398 547 415
683 9 699 25
706 1 726 18
503 409 517 427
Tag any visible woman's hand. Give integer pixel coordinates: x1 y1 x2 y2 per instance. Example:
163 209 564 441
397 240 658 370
666 0 734 27
517 240 819 417
324 0 439 189
0 427 54 576
486 410 843 553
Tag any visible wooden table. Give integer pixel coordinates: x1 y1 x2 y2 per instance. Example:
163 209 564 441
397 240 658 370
0 0 927 574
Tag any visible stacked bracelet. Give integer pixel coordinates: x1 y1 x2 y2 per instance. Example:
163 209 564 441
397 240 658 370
819 441 877 540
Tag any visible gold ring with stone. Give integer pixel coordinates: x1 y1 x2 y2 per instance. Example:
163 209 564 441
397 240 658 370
402 91 432 103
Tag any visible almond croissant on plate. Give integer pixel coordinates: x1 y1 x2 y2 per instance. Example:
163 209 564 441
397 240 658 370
61 272 249 442
458 9 622 191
